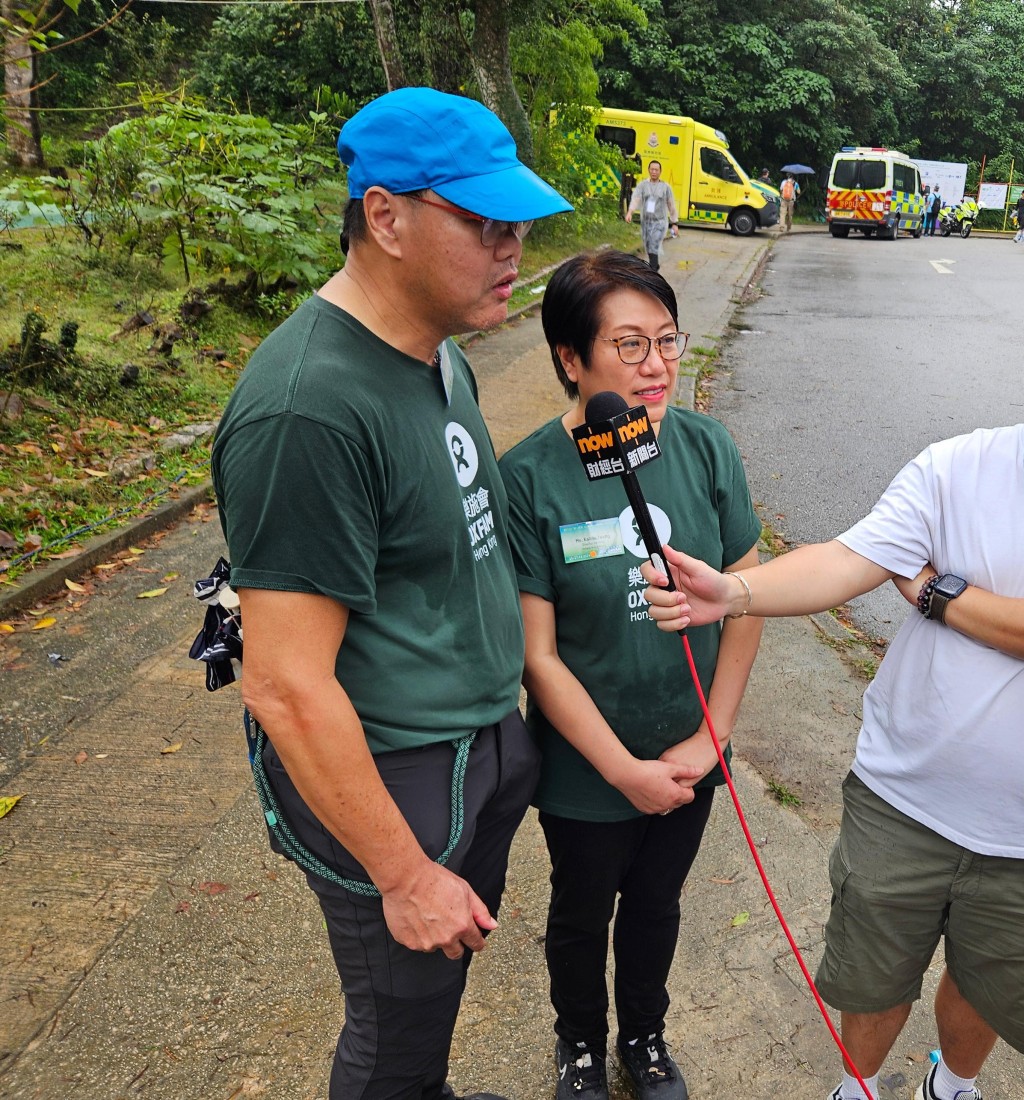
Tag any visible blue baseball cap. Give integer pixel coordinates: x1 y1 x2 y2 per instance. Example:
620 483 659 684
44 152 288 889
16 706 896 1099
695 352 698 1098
338 87 573 222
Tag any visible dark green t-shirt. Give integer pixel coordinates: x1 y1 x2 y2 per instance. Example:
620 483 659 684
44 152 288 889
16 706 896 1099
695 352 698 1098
212 294 524 753
499 406 760 821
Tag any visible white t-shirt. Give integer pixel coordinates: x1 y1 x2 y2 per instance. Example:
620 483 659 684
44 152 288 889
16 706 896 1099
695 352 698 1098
836 424 1024 857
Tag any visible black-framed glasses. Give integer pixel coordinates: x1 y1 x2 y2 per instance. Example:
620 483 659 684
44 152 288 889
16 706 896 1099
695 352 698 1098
596 331 690 365
406 194 533 247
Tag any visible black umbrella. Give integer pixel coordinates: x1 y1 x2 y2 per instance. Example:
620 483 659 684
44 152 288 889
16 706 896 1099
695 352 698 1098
781 163 815 174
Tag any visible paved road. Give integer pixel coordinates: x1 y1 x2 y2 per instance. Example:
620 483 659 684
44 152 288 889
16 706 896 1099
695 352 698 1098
711 231 1024 643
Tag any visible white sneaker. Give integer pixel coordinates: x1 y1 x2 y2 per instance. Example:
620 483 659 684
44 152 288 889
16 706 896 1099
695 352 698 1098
914 1062 983 1100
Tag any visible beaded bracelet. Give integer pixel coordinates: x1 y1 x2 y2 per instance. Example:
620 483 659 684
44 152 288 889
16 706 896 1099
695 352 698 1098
916 575 940 617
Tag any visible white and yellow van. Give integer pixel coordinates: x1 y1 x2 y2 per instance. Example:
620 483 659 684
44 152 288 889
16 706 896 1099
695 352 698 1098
585 107 778 236
826 147 925 239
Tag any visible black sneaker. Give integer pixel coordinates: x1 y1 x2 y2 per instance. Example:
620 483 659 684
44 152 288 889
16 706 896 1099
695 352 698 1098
555 1037 609 1100
440 1085 508 1100
616 1032 688 1100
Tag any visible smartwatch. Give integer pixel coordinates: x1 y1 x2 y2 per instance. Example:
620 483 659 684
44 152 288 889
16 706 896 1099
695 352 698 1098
926 574 968 623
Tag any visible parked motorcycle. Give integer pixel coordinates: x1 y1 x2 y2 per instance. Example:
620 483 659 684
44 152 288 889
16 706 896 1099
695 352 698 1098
938 197 980 238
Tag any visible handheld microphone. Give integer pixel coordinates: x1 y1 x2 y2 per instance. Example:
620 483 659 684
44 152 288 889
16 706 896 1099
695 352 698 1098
571 390 678 597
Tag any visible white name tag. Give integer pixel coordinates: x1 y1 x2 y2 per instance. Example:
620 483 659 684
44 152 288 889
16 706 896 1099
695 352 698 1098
645 197 657 214
559 518 624 564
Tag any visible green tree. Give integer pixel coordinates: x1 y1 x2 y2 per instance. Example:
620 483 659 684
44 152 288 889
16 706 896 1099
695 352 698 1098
192 4 384 122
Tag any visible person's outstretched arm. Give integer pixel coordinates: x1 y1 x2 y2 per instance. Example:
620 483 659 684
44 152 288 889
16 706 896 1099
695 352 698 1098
642 540 894 632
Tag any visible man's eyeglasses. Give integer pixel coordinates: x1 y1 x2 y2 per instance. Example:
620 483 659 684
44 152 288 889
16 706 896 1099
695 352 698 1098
596 332 690 365
406 194 533 247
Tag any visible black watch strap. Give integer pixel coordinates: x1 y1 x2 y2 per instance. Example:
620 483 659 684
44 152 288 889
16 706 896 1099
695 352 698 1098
927 574 968 623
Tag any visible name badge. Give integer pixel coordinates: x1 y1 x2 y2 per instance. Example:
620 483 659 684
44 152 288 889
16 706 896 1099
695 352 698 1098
645 197 657 214
559 518 624 564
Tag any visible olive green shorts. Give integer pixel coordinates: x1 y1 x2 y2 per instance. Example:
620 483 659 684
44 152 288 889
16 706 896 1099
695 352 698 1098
815 771 1024 1053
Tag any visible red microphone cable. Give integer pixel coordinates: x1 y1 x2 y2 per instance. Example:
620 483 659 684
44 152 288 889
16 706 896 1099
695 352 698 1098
678 631 875 1100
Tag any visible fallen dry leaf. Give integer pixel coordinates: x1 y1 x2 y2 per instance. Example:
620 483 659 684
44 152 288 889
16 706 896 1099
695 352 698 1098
137 587 168 599
64 579 87 593
83 468 110 478
32 617 57 630
94 753 109 759
160 741 183 755
94 562 119 570
128 547 145 555
161 572 179 582
730 911 750 928
710 876 737 885
0 623 14 633
74 750 88 765
175 900 191 914
0 794 24 819
198 881 229 896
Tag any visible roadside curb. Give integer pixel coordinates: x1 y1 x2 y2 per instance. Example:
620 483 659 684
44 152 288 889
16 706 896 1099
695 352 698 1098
0 480 213 617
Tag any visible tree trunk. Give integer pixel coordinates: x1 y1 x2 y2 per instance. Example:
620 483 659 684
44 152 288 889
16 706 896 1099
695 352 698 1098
2 0 45 168
367 0 408 92
470 0 532 166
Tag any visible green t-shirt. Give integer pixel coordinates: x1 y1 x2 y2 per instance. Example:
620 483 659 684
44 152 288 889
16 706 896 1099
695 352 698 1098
499 406 760 821
212 294 524 753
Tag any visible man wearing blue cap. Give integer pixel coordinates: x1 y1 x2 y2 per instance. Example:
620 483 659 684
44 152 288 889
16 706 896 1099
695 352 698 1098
212 87 572 1100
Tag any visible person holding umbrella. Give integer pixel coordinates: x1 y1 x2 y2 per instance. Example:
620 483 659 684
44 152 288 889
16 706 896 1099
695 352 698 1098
780 164 814 233
780 173 800 232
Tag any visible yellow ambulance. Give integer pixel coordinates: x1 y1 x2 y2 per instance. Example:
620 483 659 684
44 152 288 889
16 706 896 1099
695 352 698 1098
585 106 779 235
826 147 925 239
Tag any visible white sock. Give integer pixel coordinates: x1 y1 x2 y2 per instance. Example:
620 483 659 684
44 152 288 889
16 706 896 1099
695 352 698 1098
841 1071 879 1100
932 1058 978 1099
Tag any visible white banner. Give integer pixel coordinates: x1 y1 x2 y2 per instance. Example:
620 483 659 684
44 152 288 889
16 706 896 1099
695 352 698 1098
978 182 1008 209
915 159 968 205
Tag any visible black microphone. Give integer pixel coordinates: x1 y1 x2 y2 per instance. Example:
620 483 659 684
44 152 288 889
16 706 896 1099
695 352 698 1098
573 390 678 598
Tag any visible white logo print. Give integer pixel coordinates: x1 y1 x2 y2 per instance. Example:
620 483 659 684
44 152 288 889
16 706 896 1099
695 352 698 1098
617 503 672 559
445 421 479 488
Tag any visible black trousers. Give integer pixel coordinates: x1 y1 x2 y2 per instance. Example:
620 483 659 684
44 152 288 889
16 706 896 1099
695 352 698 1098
262 712 540 1099
540 787 715 1053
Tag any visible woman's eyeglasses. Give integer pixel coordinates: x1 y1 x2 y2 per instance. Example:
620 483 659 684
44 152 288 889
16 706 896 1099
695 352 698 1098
596 332 690 365
406 195 533 247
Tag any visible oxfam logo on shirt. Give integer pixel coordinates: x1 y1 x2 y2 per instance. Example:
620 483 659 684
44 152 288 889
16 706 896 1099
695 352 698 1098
618 504 672 558
446 422 479 488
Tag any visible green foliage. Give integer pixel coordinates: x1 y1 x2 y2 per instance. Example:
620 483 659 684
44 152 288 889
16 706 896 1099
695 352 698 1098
190 4 385 121
6 100 341 299
513 0 645 122
35 0 211 119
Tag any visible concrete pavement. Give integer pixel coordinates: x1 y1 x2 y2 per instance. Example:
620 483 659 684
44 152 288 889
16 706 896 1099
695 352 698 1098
1 226 1016 1099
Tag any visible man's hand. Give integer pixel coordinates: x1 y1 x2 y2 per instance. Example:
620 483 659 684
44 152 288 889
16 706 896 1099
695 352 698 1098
625 210 634 223
381 861 497 959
